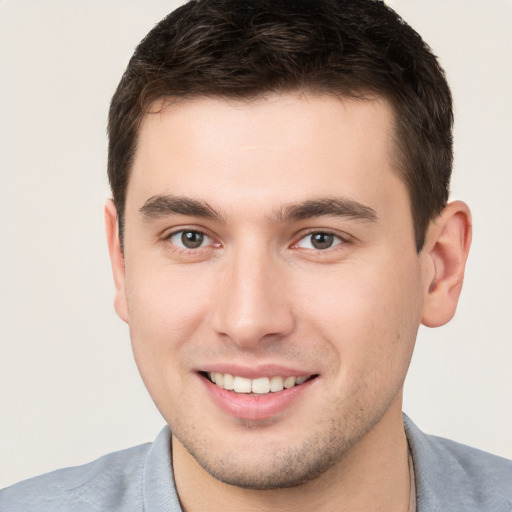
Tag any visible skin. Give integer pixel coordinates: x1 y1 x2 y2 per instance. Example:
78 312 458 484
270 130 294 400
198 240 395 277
106 93 471 511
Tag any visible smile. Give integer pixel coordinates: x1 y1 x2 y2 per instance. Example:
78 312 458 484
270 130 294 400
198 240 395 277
206 372 315 394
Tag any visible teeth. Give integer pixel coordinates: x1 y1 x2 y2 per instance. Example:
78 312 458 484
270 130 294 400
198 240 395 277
207 372 311 394
270 376 284 392
251 377 270 394
283 376 296 389
223 373 234 390
212 372 224 387
233 376 252 393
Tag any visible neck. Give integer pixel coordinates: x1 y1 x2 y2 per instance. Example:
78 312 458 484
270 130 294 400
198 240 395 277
172 400 411 512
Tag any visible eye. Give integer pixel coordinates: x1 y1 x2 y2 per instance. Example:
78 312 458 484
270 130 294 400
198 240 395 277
168 230 213 249
296 232 343 250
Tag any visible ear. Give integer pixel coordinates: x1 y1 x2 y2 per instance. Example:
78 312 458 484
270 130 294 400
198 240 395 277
421 201 472 327
104 200 129 323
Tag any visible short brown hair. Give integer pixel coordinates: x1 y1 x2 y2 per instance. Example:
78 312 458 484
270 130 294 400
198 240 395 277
108 0 453 251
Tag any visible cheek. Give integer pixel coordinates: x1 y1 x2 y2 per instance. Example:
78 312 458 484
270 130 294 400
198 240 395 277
299 256 423 380
127 264 210 332
124 266 213 383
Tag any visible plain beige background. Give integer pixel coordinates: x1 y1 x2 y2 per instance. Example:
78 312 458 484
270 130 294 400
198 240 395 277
1 0 511 488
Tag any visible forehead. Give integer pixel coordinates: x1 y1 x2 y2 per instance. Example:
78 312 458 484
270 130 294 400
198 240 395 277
127 93 406 218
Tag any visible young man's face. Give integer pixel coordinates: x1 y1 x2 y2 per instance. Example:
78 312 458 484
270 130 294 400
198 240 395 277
113 93 432 488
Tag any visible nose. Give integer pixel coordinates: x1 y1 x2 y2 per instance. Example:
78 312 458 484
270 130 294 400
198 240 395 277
209 247 295 348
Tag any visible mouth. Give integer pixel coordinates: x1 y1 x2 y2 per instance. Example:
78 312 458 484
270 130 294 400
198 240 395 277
202 372 318 395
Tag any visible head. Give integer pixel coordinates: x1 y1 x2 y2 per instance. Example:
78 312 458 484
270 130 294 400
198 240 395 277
108 0 453 253
105 0 471 495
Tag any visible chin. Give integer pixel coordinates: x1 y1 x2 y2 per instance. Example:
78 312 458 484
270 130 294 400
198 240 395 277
173 419 361 490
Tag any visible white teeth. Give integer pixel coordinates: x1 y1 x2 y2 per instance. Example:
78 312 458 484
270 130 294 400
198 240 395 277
212 372 224 387
223 373 234 390
251 377 270 394
233 376 252 393
207 372 311 394
283 376 296 389
270 376 284 392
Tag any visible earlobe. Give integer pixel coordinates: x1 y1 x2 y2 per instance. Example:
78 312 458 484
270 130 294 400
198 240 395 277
104 200 129 324
421 201 472 327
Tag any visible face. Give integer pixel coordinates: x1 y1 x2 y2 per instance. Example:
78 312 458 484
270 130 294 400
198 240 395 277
115 93 431 489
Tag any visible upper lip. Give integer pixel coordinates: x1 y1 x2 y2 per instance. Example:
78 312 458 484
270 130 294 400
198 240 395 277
197 363 316 379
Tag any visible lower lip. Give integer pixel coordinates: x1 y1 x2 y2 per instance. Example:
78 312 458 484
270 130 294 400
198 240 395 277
201 375 315 421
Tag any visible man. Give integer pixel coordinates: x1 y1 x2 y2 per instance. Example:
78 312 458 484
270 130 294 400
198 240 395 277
1 0 510 510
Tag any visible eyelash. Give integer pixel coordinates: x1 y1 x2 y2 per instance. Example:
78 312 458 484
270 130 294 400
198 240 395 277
163 228 349 254
292 230 348 251
164 229 218 253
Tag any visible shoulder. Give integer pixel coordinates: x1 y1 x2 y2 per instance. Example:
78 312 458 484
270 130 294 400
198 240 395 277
0 442 152 512
1 426 182 512
403 414 512 511
430 432 512 482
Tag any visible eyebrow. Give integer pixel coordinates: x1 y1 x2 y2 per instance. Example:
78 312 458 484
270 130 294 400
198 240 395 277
139 195 222 222
275 197 378 223
139 194 378 224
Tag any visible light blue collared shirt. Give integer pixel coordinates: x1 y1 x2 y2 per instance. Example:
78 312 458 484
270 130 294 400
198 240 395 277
1 415 511 511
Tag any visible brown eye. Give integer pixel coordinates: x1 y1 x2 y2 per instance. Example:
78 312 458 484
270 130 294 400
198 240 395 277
311 233 334 249
181 231 204 248
169 230 209 249
296 232 342 250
